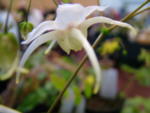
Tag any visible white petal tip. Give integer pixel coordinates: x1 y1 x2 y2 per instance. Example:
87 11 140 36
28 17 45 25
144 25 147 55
21 41 29 44
94 85 100 94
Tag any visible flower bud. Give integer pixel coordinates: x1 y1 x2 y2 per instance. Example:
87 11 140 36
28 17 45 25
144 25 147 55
19 22 34 40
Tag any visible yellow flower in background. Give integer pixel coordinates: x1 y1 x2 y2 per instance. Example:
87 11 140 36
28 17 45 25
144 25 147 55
86 75 95 85
18 3 137 93
100 39 120 56
84 75 95 97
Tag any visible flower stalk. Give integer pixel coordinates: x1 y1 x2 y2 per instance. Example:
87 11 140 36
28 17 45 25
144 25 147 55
46 1 150 113
133 7 150 17
4 0 14 33
26 0 32 21
109 0 150 31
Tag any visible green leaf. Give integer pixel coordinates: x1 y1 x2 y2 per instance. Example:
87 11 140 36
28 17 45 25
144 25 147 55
73 86 82 105
123 50 128 55
122 97 150 113
62 56 75 64
100 27 110 35
37 72 47 80
121 65 136 73
50 74 67 91
138 49 150 65
136 67 150 86
17 88 47 112
84 75 94 98
84 83 93 98
56 69 72 80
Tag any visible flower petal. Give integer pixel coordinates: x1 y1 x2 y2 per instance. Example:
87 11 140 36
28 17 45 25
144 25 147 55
22 21 57 44
79 6 107 37
81 16 137 36
55 4 106 30
78 25 88 38
55 3 85 29
70 28 101 93
57 32 71 54
68 34 83 51
57 31 82 54
83 6 107 17
45 40 56 55
16 31 58 82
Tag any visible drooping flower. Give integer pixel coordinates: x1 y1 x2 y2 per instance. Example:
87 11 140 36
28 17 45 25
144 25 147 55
18 3 137 93
0 33 19 80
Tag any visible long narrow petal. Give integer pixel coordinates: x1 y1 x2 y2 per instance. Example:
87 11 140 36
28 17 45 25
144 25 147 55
44 40 56 55
81 16 137 36
22 21 57 44
16 31 58 82
79 6 107 37
70 28 101 93
83 6 107 17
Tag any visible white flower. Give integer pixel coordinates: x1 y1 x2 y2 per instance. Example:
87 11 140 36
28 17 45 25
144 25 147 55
18 3 136 93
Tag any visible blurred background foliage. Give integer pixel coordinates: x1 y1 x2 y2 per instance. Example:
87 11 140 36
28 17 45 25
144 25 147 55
0 0 150 113
122 97 150 113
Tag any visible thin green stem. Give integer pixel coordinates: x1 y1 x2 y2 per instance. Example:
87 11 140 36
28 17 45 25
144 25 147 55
122 0 149 21
47 0 149 113
109 0 150 31
47 56 87 113
47 33 103 113
26 0 32 22
4 0 14 33
133 7 150 17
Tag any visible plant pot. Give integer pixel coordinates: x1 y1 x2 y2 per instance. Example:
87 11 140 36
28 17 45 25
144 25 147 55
85 95 125 113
